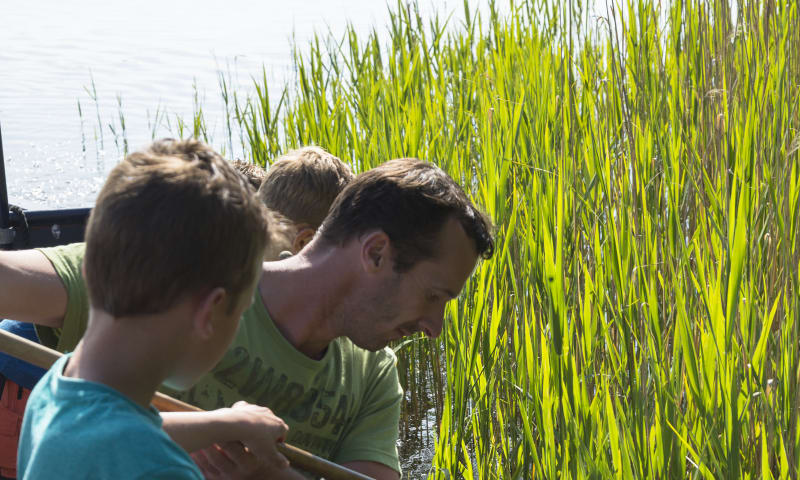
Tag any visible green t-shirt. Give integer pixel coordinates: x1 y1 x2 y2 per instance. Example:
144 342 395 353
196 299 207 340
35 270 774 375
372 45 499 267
35 243 403 474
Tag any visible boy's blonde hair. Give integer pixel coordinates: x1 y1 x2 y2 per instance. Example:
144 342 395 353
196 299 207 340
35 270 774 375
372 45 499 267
232 160 267 189
84 139 269 316
257 146 354 229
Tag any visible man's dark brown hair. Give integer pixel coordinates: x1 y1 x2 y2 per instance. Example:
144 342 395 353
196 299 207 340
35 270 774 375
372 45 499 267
320 158 494 272
258 146 354 229
84 139 269 316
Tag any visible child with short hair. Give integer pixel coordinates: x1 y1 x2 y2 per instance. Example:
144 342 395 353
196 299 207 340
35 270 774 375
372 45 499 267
232 159 267 189
17 139 294 479
258 146 354 259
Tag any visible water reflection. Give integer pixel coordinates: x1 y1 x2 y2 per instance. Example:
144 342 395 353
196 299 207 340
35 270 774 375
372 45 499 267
1 0 476 209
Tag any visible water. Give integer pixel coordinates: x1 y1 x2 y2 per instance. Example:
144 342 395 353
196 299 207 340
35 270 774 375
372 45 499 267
0 0 686 211
0 0 503 209
0 0 653 211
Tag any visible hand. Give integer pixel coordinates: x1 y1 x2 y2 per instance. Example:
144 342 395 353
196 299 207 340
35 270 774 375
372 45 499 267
191 442 256 479
192 442 306 480
190 401 304 479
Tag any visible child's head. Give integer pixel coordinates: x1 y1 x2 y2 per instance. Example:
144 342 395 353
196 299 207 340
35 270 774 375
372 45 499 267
257 146 354 258
232 160 267 189
83 139 269 384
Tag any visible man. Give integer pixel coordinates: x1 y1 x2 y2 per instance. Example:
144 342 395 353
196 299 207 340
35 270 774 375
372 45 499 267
0 158 494 479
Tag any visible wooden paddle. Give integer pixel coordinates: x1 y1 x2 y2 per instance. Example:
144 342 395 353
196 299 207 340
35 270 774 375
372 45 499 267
0 328 373 480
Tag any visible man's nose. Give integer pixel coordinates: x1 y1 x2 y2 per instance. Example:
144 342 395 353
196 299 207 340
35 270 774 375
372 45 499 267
419 309 445 338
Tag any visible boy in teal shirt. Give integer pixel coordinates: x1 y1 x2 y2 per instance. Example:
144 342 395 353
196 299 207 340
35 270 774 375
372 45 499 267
17 139 299 479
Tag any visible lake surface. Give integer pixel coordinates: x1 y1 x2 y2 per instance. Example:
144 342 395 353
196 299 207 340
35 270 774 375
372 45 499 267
1 0 505 209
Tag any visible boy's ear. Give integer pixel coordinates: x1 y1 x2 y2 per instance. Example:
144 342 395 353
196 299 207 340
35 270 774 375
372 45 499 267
360 231 391 273
191 287 227 340
292 227 316 254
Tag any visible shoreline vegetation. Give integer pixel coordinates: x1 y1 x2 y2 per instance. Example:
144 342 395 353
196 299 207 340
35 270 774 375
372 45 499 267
75 0 798 477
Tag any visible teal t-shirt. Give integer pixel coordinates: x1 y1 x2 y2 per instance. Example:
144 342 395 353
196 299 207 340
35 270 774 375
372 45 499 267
18 354 203 480
36 243 403 474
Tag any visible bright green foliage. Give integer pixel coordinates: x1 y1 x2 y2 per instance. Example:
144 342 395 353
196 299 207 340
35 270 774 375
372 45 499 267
191 0 800 477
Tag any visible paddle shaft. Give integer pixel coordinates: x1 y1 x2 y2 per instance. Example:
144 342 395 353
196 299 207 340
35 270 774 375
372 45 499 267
0 327 373 480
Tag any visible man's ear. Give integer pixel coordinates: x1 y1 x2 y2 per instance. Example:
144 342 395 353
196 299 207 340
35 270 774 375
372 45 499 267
191 287 227 340
292 227 316 254
360 231 391 273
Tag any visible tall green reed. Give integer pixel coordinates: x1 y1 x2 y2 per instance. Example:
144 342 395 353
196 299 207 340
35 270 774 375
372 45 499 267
83 0 800 476
247 1 796 477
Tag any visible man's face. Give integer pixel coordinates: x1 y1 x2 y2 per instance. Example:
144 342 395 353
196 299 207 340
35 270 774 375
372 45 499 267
346 218 479 351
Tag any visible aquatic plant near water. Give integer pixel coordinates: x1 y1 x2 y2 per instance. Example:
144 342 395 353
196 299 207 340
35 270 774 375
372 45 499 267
78 0 800 476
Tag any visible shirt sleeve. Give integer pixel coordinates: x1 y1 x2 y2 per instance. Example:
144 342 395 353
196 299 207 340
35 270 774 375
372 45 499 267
34 243 90 353
332 348 403 474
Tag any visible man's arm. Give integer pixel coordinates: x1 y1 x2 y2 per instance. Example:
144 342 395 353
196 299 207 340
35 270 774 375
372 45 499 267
0 250 67 327
342 461 400 480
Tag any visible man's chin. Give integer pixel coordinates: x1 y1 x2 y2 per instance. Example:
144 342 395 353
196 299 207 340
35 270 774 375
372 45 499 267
353 337 391 352
368 342 391 352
